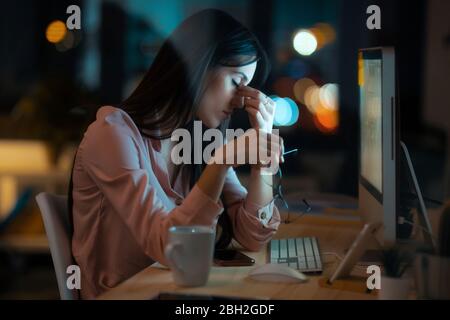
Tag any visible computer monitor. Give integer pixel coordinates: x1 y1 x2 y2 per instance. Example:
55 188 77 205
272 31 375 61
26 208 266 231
358 47 398 246
328 47 435 284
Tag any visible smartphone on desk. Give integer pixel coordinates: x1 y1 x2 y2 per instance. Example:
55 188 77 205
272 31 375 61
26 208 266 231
213 249 255 266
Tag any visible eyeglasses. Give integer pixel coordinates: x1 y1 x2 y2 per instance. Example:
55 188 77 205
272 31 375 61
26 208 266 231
271 166 312 224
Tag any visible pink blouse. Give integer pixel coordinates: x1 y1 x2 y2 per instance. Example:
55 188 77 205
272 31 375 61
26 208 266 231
71 106 280 299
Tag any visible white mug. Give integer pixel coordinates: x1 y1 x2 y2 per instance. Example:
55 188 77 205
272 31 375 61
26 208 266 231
165 226 215 287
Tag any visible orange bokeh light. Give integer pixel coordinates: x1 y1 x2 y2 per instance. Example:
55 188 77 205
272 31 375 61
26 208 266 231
315 23 336 44
309 27 326 49
46 20 67 43
314 105 339 133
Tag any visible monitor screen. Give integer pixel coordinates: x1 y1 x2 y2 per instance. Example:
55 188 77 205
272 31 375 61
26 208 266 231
359 53 383 194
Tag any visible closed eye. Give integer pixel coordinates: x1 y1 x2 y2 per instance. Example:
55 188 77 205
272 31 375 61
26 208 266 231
231 79 240 87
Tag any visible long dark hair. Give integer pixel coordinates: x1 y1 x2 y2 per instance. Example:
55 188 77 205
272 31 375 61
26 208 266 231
121 9 269 138
121 9 270 248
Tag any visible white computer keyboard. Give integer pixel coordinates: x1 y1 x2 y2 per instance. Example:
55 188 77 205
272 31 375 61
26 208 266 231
270 237 323 273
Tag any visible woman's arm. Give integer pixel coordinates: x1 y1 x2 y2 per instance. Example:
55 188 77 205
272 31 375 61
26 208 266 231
221 168 281 251
245 166 274 211
199 129 280 203
197 163 230 202
235 84 284 222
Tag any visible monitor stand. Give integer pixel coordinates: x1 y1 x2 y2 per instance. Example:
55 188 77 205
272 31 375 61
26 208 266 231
328 141 435 284
328 222 381 284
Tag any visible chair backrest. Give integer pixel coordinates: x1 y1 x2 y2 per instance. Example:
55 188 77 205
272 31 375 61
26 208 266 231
35 192 79 300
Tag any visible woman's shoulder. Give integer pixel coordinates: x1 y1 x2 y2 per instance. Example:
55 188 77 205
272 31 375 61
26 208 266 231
75 106 150 173
96 105 136 129
77 106 147 156
85 105 141 138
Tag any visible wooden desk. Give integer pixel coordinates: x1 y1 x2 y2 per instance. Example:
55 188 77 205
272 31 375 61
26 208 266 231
99 213 378 300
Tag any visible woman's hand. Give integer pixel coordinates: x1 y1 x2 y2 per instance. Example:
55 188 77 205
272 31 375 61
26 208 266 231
208 129 283 173
235 85 275 133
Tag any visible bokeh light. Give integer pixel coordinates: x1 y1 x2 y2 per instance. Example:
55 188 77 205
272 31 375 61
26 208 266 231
293 78 315 104
292 23 336 56
304 85 320 113
309 27 326 49
293 30 317 56
272 96 300 127
273 97 291 126
319 84 339 110
291 80 340 133
284 98 300 126
314 106 339 133
46 20 67 43
314 23 336 44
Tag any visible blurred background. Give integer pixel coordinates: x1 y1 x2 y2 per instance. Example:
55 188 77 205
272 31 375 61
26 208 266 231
0 0 449 299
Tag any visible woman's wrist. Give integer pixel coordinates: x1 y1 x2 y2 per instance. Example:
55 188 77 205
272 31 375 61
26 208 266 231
253 125 272 134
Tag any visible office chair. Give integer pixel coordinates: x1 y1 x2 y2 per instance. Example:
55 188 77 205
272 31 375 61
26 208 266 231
35 192 79 300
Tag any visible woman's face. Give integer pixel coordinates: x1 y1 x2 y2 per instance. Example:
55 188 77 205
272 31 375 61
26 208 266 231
196 62 257 128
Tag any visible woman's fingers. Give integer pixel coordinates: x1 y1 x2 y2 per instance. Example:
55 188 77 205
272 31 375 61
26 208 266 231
237 85 264 99
236 91 274 116
256 132 282 169
244 100 271 122
236 87 270 104
234 86 275 133
244 105 265 127
220 129 283 172
229 129 283 171
238 87 274 108
262 98 275 114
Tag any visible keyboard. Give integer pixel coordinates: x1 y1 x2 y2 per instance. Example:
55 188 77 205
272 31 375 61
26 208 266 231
270 237 323 273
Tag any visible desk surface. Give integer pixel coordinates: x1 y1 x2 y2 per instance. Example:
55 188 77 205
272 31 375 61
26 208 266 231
99 212 379 300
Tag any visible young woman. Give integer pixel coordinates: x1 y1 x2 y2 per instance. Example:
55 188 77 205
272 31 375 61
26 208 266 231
70 9 283 299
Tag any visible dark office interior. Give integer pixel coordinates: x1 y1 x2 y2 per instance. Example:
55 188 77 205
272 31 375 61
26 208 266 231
0 0 449 300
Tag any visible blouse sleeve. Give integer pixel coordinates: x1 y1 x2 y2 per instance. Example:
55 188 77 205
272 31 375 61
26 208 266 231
80 117 223 266
222 168 281 251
